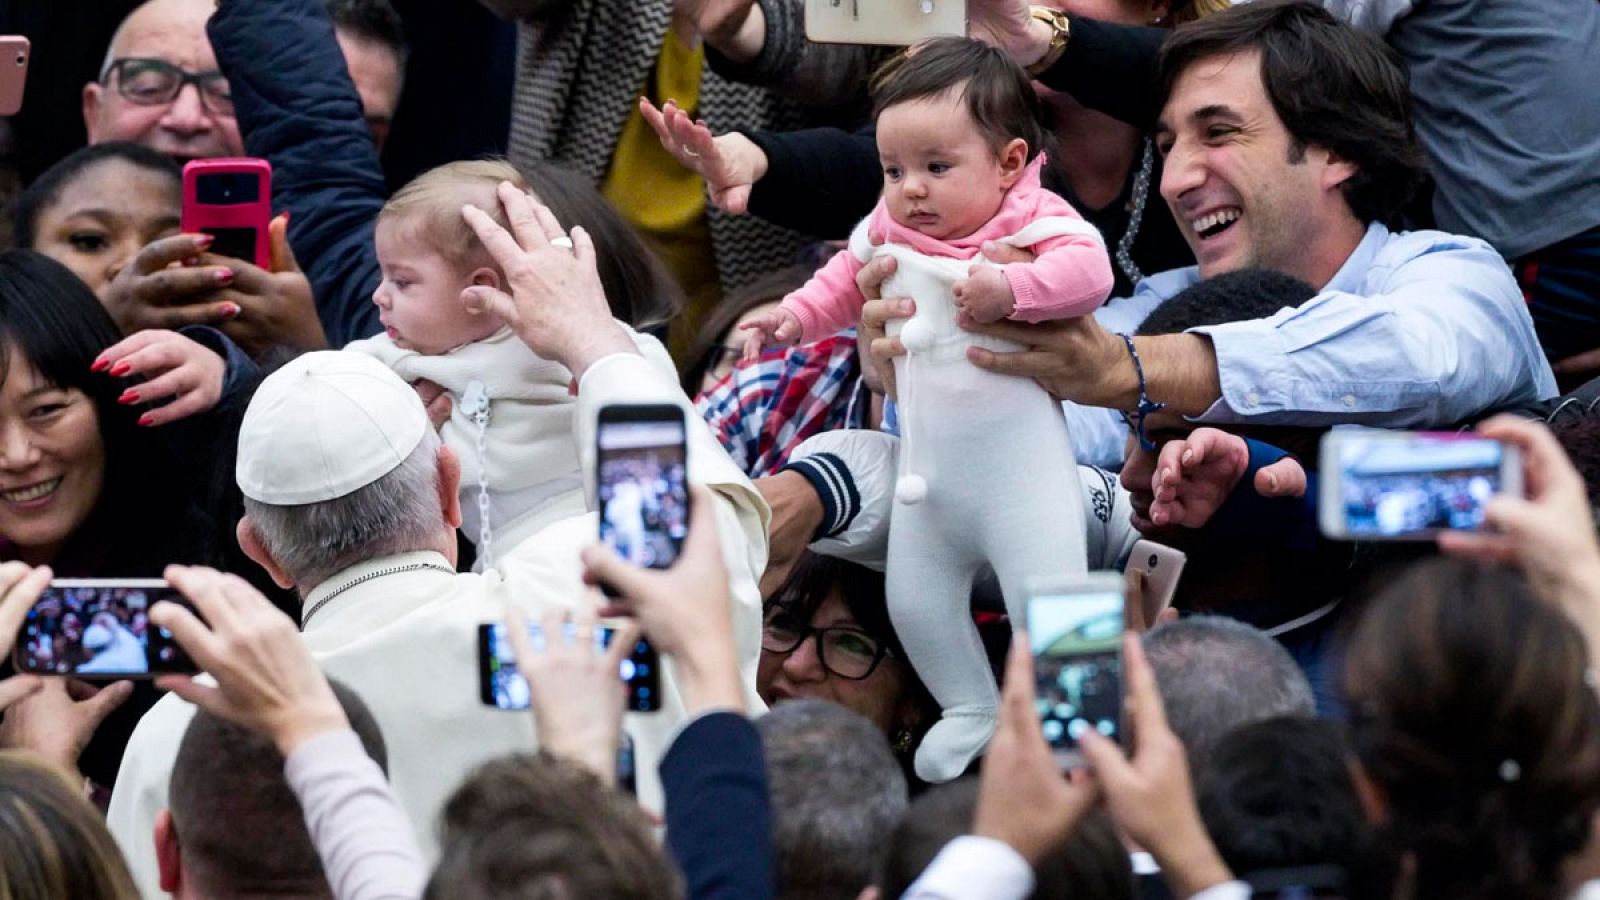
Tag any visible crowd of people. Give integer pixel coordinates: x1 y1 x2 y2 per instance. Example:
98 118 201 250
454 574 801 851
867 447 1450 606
0 0 1597 897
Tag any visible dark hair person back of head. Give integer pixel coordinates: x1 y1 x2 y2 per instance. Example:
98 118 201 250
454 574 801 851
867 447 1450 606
882 777 1135 899
325 0 408 64
1197 716 1370 884
1345 557 1600 900
1155 0 1426 227
757 699 908 899
1143 616 1316 765
0 752 140 900
168 680 388 896
427 752 684 900
870 37 1046 162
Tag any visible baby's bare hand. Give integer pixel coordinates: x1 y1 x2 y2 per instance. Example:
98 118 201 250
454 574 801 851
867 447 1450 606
738 308 802 361
953 264 1016 325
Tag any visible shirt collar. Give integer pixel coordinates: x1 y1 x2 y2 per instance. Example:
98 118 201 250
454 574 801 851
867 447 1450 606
301 549 456 628
1321 221 1390 295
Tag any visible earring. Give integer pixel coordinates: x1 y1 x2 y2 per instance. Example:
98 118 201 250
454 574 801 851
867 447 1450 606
1152 14 1164 23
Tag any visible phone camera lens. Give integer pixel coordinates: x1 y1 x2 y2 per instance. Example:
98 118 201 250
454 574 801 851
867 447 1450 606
1148 554 1158 567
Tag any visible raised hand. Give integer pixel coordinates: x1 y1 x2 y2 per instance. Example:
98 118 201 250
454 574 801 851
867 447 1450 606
92 329 226 427
638 98 768 215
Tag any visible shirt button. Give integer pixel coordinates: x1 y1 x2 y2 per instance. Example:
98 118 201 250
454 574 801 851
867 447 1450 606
1343 394 1356 407
1245 391 1260 407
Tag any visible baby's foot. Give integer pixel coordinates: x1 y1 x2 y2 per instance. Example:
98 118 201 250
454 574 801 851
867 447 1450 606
914 706 998 782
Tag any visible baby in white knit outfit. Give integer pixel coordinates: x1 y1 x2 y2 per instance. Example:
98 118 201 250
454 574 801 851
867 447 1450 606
348 160 669 564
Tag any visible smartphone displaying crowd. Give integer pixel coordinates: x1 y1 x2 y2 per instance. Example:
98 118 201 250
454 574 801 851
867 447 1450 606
1318 431 1522 540
12 580 198 679
476 623 661 713
1025 573 1126 768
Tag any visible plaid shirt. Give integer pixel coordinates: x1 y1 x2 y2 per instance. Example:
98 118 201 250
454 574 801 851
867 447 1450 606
695 333 869 478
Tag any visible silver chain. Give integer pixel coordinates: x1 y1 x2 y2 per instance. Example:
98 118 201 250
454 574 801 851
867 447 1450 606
302 561 457 628
462 380 494 570
1114 138 1155 288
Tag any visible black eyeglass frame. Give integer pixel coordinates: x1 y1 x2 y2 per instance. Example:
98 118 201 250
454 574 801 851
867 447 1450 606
99 57 233 115
761 612 892 681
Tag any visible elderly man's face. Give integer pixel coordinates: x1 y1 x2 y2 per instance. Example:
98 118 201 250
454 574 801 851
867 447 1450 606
1154 49 1356 283
82 0 244 160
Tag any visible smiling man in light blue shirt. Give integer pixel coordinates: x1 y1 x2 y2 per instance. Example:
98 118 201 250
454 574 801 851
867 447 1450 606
866 2 1555 470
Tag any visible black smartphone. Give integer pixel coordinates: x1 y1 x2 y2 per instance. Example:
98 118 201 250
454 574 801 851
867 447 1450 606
477 622 661 713
11 579 199 679
596 404 690 571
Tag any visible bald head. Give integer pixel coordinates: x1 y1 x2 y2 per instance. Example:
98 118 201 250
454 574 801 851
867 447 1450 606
83 0 244 159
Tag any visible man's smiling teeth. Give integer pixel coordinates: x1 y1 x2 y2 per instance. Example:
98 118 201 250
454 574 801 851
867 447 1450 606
1192 208 1241 235
3 478 60 503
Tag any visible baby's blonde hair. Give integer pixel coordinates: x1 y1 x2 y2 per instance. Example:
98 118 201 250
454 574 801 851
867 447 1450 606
379 159 528 275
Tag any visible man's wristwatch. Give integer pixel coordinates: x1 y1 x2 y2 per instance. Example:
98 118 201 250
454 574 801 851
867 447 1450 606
1025 6 1072 78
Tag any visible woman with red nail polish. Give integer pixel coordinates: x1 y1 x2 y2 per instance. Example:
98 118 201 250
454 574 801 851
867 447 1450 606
0 249 292 792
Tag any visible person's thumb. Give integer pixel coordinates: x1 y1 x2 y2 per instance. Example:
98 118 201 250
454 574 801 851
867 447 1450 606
461 285 518 323
82 680 134 725
1254 458 1308 498
720 184 752 216
1078 729 1132 790
268 213 301 274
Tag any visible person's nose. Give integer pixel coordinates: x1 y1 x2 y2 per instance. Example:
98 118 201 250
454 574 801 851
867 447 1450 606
1120 446 1157 497
372 282 392 310
781 634 827 682
0 422 42 473
902 174 928 200
1159 139 1206 207
159 84 213 135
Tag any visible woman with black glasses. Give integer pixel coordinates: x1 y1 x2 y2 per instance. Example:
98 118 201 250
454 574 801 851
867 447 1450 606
758 550 941 788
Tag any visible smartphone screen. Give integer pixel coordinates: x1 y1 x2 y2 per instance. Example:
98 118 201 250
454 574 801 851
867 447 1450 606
597 406 688 570
478 622 661 712
12 580 197 679
1027 578 1126 765
1323 432 1516 539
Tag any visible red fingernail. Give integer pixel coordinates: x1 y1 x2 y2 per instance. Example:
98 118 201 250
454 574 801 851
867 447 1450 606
193 233 214 249
138 414 155 427
118 389 140 405
90 358 110 373
281 210 291 224
109 362 132 377
221 303 241 319
216 269 234 285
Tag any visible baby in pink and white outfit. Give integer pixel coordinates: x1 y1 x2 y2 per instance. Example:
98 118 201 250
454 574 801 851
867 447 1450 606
744 38 1115 783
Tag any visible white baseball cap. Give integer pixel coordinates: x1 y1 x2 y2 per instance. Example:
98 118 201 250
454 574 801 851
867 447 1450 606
236 351 429 505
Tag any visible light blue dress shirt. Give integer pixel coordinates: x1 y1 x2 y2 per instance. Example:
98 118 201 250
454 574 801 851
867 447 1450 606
1063 222 1558 467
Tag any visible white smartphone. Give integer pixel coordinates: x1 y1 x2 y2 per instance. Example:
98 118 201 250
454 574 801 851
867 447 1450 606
804 0 967 46
1318 430 1523 541
1024 572 1126 769
1126 539 1186 623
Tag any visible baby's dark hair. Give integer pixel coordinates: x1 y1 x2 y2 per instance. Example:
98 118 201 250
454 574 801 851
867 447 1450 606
870 37 1046 162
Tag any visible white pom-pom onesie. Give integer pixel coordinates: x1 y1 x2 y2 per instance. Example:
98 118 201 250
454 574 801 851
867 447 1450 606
776 155 1116 781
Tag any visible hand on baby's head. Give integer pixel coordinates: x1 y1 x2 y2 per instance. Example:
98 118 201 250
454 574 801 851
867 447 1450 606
953 263 1017 325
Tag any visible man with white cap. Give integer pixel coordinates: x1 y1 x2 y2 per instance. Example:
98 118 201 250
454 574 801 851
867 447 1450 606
106 181 770 896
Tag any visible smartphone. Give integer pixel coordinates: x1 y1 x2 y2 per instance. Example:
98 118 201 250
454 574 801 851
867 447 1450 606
1126 539 1186 623
181 158 273 269
1024 572 1126 769
477 622 661 712
1318 430 1523 541
804 0 967 46
0 36 29 116
11 579 198 679
596 404 689 571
